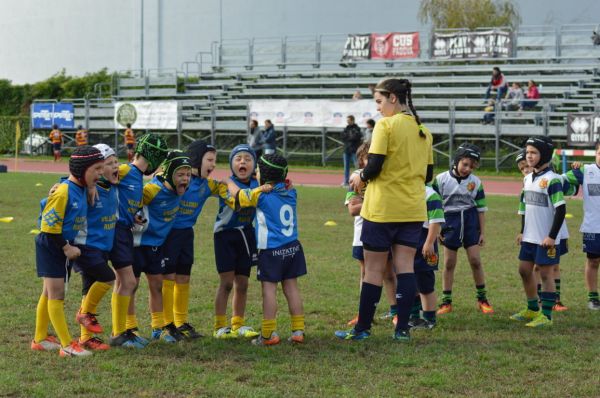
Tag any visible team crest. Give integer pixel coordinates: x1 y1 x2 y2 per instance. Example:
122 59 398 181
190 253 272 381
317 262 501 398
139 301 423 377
539 178 548 189
426 253 438 266
547 245 556 259
466 182 476 192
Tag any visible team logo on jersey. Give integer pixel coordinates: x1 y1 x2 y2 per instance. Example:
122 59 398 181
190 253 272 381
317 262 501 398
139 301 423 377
539 178 548 189
42 209 62 226
547 245 556 259
426 253 438 266
466 182 476 192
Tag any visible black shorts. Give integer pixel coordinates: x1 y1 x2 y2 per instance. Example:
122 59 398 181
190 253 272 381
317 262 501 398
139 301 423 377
414 228 439 272
35 233 70 278
361 220 423 251
441 208 480 251
214 227 257 277
133 246 164 277
127 143 134 150
415 270 435 295
109 223 134 269
162 228 194 275
52 143 61 152
257 240 307 282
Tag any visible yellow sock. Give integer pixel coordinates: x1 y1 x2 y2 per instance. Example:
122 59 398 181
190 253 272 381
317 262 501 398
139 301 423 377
47 299 72 347
81 282 111 314
231 315 244 331
261 319 277 339
151 312 165 329
79 296 93 342
291 314 305 332
173 282 190 327
162 279 175 326
214 315 227 331
126 314 138 331
112 293 131 336
34 294 49 343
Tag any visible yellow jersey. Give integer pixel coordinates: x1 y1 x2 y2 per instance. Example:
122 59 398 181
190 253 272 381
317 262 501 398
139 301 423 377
360 112 433 223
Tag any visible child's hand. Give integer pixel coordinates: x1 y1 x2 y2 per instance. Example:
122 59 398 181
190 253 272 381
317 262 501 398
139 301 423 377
541 237 555 248
478 233 485 247
258 184 273 193
87 186 99 206
349 172 365 194
422 242 435 260
348 196 363 205
571 161 582 169
48 183 60 196
134 209 147 225
63 243 81 260
516 233 523 245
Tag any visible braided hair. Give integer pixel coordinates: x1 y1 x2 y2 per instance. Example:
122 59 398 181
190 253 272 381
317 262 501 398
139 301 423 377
373 78 425 138
257 153 288 185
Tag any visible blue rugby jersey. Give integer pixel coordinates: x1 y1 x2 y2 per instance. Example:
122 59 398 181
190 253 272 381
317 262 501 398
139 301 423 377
116 163 144 228
213 176 258 233
172 175 222 229
74 183 118 251
40 180 88 242
133 176 181 247
237 182 298 249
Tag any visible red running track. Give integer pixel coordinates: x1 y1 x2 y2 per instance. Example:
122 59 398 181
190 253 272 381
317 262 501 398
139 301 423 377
0 158 524 196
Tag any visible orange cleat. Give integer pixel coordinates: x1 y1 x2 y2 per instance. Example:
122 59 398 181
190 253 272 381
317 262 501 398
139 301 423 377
346 315 359 326
478 300 494 314
552 301 568 312
31 335 61 351
80 337 110 351
76 310 103 334
59 341 92 357
437 303 453 315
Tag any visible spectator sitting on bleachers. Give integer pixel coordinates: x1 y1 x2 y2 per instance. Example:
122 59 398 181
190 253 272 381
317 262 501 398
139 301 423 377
503 82 524 111
481 99 496 125
248 119 263 158
352 90 363 100
261 119 277 155
520 80 540 111
485 67 508 102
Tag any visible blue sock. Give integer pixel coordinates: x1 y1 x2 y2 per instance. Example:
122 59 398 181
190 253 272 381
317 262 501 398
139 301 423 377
395 273 417 332
355 282 382 333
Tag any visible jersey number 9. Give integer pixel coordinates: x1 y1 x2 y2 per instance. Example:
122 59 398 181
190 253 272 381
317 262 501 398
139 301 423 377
280 204 294 237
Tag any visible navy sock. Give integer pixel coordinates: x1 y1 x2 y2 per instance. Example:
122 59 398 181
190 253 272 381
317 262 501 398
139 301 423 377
410 295 422 318
540 291 556 320
395 273 417 332
390 304 398 316
422 310 436 323
355 282 382 332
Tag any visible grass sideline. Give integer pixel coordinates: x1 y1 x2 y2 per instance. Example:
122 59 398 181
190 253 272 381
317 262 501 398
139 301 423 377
0 172 598 397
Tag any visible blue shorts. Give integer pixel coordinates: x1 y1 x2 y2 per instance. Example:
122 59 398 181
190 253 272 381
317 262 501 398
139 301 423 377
109 223 134 269
361 220 423 251
414 228 439 272
416 270 435 295
352 246 364 261
133 245 164 277
583 233 600 259
52 143 61 151
519 242 561 266
441 207 480 251
257 240 307 282
35 233 71 278
214 226 257 277
559 239 569 257
162 228 194 275
73 246 115 283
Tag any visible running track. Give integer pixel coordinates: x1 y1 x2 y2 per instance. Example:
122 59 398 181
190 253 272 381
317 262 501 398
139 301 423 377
0 158 524 196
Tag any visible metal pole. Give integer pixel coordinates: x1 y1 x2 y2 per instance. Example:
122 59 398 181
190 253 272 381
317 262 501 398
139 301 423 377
448 101 455 168
494 101 501 172
210 104 216 145
321 127 327 166
283 126 288 157
219 0 223 44
140 0 144 72
177 101 182 149
158 0 163 69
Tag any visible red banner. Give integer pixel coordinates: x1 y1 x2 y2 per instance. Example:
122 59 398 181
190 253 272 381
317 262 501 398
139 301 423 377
370 32 420 59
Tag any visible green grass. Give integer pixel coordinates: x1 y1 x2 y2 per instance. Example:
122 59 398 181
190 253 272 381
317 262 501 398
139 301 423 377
0 173 597 397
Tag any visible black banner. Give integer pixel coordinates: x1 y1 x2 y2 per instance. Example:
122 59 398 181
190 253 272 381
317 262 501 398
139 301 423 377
567 113 600 147
432 30 512 59
341 34 371 62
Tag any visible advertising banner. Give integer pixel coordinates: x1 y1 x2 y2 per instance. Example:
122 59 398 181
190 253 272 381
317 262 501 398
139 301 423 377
370 32 420 59
432 30 512 59
567 113 600 147
114 101 178 130
340 34 371 62
31 102 75 129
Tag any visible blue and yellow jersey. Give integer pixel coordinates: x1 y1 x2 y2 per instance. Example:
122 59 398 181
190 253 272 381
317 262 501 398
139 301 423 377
213 176 258 233
172 175 222 229
237 182 298 249
116 163 144 228
74 183 118 252
133 176 181 247
40 180 87 242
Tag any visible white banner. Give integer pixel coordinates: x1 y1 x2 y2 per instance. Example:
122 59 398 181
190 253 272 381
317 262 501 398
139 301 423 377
248 100 379 128
114 101 178 130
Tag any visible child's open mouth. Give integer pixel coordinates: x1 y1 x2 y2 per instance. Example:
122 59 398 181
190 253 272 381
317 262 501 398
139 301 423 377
238 166 247 173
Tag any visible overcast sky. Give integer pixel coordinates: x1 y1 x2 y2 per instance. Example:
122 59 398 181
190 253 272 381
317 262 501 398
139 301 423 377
0 0 598 83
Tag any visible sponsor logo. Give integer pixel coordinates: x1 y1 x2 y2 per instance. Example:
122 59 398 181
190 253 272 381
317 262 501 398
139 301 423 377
570 117 589 135
524 191 549 207
588 183 600 196
271 244 300 260
116 103 137 127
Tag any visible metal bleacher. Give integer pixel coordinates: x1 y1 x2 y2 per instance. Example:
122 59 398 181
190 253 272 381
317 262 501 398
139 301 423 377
48 23 600 169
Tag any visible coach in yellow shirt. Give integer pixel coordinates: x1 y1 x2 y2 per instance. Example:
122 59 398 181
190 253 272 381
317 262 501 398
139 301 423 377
336 78 433 343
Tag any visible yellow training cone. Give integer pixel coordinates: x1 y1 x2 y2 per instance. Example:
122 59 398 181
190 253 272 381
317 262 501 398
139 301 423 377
29 229 41 235
565 213 573 219
0 217 14 223
324 220 337 227
35 183 43 187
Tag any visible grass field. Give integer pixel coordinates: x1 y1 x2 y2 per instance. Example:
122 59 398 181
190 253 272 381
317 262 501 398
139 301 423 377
0 172 598 397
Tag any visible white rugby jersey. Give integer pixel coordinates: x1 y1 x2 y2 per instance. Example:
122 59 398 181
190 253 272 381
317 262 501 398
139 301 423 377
433 170 487 213
518 168 565 245
564 163 600 233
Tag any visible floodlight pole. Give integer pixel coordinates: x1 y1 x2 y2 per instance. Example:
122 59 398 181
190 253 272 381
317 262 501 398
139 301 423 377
219 0 223 44
140 0 144 74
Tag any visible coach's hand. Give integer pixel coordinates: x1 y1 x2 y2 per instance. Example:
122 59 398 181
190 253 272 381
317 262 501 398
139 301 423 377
541 237 555 248
63 243 81 260
349 172 364 194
